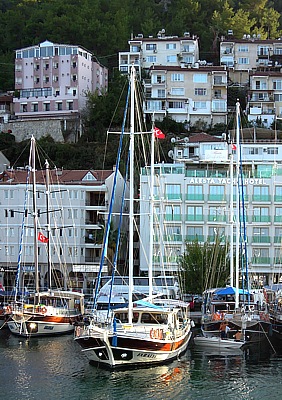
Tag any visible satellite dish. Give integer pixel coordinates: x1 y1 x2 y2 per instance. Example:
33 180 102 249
171 138 176 143
184 137 189 143
168 150 174 159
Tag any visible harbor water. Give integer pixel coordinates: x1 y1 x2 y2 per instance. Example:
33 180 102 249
0 328 281 400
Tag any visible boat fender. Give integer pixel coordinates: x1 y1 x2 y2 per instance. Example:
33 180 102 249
150 328 164 340
6 306 12 313
41 306 47 314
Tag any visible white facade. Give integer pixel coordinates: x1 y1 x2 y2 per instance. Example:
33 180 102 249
119 30 200 75
144 66 228 126
0 168 126 295
139 136 282 287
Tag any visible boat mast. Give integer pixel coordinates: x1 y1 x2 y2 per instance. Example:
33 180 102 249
45 159 52 290
148 122 155 302
128 66 135 324
31 136 40 296
229 150 234 288
235 101 240 309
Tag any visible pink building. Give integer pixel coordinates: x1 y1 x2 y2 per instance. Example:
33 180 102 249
14 40 108 122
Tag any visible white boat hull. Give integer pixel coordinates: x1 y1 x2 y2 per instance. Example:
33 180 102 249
194 335 244 349
7 319 74 336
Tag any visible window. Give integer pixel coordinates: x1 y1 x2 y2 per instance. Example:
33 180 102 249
273 80 282 90
166 43 176 50
67 101 73 110
193 74 207 83
167 55 177 63
146 56 157 63
209 185 224 197
238 57 249 64
187 226 203 237
157 89 165 98
171 73 184 82
21 104 28 113
32 103 38 112
194 101 207 109
165 184 181 199
56 102 63 111
212 100 226 112
171 87 184 96
168 101 185 109
187 206 203 219
195 88 207 96
254 186 270 201
44 103 50 111
214 76 223 85
146 44 157 51
238 45 249 52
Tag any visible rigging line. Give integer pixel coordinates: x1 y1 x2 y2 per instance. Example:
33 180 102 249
107 148 130 319
93 79 131 310
14 148 32 302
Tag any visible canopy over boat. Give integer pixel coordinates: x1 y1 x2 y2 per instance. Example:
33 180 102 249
215 287 250 296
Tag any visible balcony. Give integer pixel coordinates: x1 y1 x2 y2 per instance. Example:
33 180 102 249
251 215 271 223
185 194 204 201
185 235 204 242
163 234 182 242
164 214 181 222
251 236 271 243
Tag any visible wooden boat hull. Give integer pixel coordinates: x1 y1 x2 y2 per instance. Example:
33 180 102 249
75 327 192 368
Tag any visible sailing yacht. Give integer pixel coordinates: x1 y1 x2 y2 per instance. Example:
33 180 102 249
7 136 84 337
201 102 272 345
74 66 192 368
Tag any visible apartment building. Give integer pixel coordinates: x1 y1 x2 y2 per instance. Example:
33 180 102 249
247 70 282 127
139 132 282 287
119 30 200 75
144 65 228 126
0 167 126 294
13 40 108 138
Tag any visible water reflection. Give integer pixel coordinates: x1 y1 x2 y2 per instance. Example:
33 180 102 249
0 329 282 400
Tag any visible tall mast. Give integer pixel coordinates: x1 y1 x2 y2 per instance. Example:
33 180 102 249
45 159 52 290
229 151 234 288
148 124 155 302
128 66 135 324
31 136 39 295
235 101 240 309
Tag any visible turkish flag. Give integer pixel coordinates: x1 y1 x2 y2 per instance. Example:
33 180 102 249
38 232 49 243
231 143 237 150
154 127 165 139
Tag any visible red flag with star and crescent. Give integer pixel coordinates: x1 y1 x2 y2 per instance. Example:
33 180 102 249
38 232 49 243
154 127 165 139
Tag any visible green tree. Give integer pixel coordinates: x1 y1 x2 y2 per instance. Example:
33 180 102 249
178 234 230 294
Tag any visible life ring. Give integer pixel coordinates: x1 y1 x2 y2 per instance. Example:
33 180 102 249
150 328 163 340
6 306 12 314
76 326 81 337
41 306 47 314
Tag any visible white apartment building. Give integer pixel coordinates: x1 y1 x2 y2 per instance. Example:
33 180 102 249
13 40 108 138
247 71 282 127
219 35 282 70
144 65 228 126
139 133 282 288
0 167 126 295
119 30 200 75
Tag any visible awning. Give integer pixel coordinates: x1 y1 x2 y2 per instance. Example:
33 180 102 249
215 287 250 295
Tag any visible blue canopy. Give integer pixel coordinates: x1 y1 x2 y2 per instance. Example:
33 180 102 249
134 300 164 309
215 287 250 295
